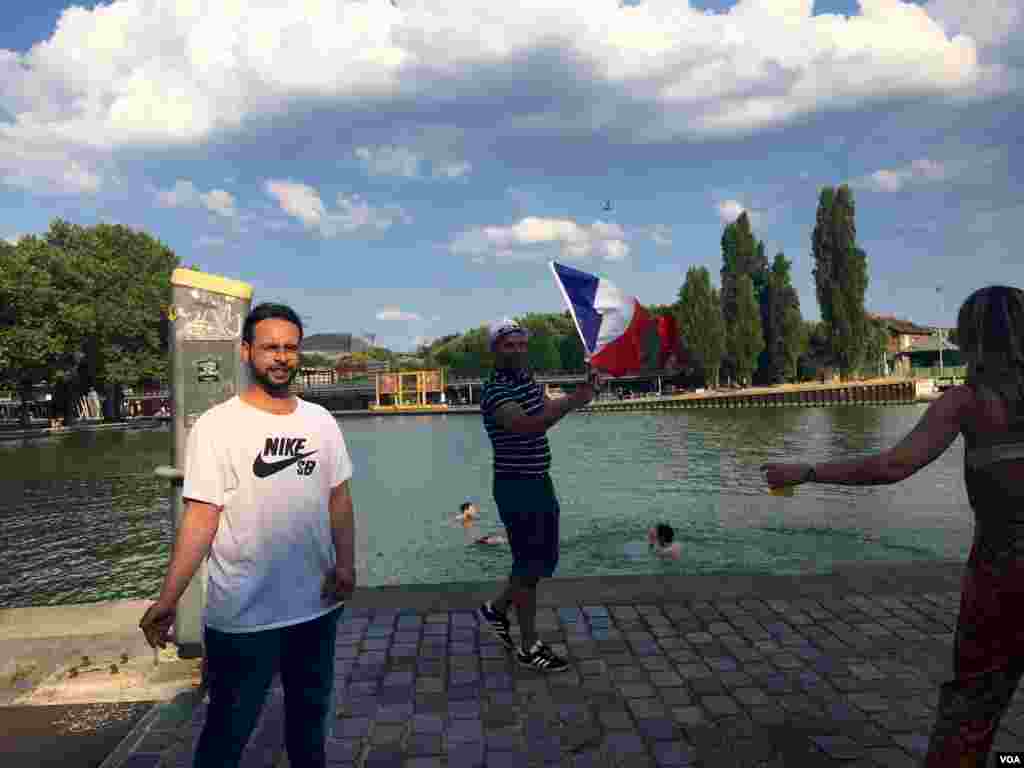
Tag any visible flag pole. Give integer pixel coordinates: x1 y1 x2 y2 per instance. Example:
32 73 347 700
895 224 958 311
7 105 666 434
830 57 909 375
549 261 592 365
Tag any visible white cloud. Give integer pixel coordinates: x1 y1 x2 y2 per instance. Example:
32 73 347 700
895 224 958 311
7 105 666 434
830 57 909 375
450 216 630 264
156 179 236 217
355 145 422 178
851 157 948 192
716 199 753 224
377 307 422 322
200 188 236 218
433 161 472 179
264 180 325 229
354 144 472 180
926 0 1022 47
264 180 409 237
0 132 104 195
156 179 198 207
0 0 997 195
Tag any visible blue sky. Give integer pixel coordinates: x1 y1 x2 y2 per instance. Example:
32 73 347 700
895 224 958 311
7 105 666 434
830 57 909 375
1 0 1021 351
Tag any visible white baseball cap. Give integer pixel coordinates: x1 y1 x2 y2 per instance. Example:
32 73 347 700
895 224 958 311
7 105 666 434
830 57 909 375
488 318 529 350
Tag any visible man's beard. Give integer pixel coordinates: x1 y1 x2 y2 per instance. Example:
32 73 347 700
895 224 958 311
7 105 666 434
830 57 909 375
249 362 296 396
496 354 528 370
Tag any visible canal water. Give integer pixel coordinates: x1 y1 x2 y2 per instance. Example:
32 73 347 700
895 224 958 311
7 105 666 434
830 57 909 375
0 405 974 609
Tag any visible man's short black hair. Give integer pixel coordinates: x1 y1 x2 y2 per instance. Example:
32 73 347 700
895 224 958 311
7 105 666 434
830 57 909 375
656 523 674 544
243 303 304 344
460 502 473 513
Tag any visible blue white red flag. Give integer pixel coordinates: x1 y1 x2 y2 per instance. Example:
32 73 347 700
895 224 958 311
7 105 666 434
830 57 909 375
549 261 687 377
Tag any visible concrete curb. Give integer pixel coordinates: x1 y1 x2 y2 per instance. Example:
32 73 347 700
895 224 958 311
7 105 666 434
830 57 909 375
97 686 205 768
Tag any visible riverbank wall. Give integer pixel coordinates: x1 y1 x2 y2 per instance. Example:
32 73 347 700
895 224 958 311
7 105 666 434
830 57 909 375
583 377 932 414
0 379 942 435
329 377 938 417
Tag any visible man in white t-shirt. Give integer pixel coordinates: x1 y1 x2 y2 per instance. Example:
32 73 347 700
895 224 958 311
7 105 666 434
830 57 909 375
139 302 355 768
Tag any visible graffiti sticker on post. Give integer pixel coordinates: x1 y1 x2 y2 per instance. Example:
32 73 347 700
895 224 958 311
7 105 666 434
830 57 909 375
196 358 221 383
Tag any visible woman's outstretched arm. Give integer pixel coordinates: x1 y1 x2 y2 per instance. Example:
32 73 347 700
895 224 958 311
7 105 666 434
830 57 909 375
762 385 972 487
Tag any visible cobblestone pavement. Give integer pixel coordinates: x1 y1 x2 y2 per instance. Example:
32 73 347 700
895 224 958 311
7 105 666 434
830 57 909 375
103 565 1024 768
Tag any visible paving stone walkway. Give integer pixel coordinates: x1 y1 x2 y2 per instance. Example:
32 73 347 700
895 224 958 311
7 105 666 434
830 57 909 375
101 562 1024 768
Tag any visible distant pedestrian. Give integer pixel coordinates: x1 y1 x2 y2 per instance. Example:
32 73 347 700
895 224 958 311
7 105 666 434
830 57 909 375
762 285 1024 768
476 319 600 673
139 302 357 768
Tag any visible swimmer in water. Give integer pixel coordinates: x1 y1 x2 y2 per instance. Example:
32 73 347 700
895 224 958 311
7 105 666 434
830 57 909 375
475 534 507 546
454 501 480 527
648 523 682 560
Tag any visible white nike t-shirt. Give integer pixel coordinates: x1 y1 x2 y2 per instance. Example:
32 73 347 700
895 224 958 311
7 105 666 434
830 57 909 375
182 395 353 633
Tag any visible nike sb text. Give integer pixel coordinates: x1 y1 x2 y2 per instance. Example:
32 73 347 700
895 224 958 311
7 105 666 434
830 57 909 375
253 436 318 479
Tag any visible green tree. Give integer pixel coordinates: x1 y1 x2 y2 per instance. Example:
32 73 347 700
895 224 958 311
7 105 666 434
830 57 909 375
780 304 808 382
557 332 586 371
437 326 492 375
0 236 97 424
720 212 769 382
862 318 890 379
812 185 870 379
527 332 561 372
40 220 179 420
762 253 806 383
676 266 726 389
516 314 561 372
727 273 765 386
299 353 337 368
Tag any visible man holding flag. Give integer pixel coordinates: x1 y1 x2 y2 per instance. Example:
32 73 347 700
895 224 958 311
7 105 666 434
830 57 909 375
477 318 600 672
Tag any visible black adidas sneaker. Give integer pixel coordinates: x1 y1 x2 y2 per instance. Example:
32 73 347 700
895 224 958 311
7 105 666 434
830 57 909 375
478 601 515 651
517 640 569 673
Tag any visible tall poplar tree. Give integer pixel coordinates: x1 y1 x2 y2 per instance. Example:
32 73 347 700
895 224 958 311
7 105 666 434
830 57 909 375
811 185 870 378
676 266 726 388
728 273 764 386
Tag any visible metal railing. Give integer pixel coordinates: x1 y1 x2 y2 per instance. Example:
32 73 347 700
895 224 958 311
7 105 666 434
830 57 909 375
910 366 967 380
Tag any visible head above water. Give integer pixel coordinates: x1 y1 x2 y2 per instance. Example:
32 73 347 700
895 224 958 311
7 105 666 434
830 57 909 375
242 303 305 397
655 523 674 545
956 286 1024 413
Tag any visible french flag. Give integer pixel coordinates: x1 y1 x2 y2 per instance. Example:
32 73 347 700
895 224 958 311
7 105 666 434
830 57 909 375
550 261 687 377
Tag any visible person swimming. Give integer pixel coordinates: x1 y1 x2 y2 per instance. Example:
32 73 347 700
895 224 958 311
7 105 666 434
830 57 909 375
648 523 682 560
474 534 507 546
453 501 479 527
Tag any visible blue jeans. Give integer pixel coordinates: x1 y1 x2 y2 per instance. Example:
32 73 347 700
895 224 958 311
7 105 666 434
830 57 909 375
194 606 342 768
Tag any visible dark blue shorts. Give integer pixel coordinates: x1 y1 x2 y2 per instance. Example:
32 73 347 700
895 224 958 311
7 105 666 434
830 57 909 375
493 472 560 579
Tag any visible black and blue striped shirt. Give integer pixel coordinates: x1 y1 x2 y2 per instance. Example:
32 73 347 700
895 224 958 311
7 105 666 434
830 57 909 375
481 368 551 476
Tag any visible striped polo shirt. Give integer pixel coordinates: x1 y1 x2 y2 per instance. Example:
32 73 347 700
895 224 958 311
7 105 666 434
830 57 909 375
481 368 551 476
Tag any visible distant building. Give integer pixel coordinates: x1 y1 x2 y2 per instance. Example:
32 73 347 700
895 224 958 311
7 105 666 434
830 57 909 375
868 314 959 376
868 315 937 354
295 367 338 388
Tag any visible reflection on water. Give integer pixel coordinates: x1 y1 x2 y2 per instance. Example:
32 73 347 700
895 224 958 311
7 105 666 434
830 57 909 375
0 405 975 608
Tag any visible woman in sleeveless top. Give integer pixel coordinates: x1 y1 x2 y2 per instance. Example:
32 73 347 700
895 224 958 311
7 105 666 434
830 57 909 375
762 285 1024 768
